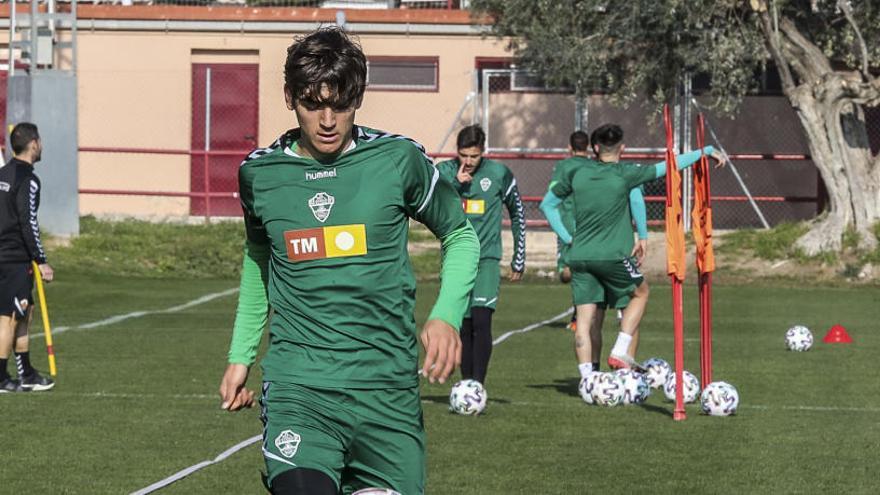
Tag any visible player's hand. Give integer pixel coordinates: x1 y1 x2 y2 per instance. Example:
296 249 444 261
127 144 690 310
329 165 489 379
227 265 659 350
456 163 472 184
419 319 461 384
631 239 648 266
219 363 255 411
38 263 54 282
508 270 523 282
709 149 728 168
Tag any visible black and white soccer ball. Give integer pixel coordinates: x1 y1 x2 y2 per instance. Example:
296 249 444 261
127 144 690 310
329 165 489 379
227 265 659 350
578 371 602 405
641 357 672 389
785 325 813 352
590 372 624 407
352 489 402 495
449 379 487 415
663 370 700 403
700 381 740 416
615 369 650 405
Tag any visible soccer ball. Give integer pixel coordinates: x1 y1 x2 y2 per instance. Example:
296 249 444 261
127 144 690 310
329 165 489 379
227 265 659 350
663 370 700 403
785 325 813 351
352 489 401 495
578 371 603 405
641 357 672 389
615 369 650 405
590 372 624 407
449 379 487 415
700 381 740 416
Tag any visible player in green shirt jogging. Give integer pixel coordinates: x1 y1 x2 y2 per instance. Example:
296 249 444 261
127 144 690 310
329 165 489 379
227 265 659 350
436 125 525 388
217 28 479 495
548 130 648 379
540 123 722 374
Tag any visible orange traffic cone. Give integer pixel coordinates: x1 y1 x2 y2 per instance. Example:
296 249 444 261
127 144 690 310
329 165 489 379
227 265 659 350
822 324 853 344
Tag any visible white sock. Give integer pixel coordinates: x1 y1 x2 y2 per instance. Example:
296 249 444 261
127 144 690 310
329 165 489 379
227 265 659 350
578 362 594 379
611 332 633 357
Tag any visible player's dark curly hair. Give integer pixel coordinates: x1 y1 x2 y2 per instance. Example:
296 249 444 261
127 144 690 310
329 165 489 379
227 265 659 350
284 27 367 109
10 122 39 154
590 124 624 151
456 124 486 151
569 131 589 152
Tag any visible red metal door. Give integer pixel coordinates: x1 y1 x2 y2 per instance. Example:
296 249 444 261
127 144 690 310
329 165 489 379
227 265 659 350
191 63 258 216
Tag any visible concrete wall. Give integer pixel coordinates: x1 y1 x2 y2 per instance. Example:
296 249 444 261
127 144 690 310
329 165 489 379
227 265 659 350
72 28 509 217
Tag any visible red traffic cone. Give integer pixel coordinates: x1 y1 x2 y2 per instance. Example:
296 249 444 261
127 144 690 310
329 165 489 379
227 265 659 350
823 324 853 344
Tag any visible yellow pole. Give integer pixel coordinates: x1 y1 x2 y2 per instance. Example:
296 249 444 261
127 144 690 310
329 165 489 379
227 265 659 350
31 261 56 376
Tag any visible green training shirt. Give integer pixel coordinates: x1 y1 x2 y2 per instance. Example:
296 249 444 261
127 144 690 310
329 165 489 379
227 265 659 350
238 126 470 389
436 158 525 272
550 158 657 261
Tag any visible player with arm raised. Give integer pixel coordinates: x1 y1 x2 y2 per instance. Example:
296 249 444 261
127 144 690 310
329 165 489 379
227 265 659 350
541 123 722 375
436 124 525 389
217 28 479 495
548 130 649 378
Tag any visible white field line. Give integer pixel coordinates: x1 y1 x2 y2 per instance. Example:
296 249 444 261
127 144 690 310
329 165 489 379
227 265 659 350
492 308 573 346
30 288 239 340
129 435 262 495
35 391 880 415
130 308 576 493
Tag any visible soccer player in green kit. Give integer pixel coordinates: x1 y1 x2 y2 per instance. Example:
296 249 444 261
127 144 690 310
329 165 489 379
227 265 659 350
217 28 479 495
541 123 722 375
549 130 648 378
436 124 525 388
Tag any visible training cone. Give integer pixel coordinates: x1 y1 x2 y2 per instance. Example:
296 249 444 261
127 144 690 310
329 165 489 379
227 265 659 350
822 324 853 344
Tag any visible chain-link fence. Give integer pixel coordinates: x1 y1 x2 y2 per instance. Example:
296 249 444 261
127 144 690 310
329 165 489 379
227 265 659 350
476 69 844 230
70 61 879 225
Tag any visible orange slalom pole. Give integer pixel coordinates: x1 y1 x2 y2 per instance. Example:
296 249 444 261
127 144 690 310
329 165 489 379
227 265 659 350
664 104 686 421
31 261 57 377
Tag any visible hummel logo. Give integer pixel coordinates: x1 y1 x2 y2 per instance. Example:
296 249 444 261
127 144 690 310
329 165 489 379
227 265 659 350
306 168 337 181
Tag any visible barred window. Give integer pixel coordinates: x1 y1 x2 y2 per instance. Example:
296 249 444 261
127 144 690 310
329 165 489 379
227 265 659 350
367 57 439 92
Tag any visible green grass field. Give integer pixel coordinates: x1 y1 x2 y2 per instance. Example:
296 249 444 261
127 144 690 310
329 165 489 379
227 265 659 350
2 273 878 494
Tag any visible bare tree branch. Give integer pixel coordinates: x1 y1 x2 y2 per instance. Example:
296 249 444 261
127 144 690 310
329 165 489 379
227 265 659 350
778 17 833 83
756 8 796 92
837 0 873 82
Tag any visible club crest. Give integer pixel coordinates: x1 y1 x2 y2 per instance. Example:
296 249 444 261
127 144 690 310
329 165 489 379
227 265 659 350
275 430 301 458
480 177 492 192
308 192 335 223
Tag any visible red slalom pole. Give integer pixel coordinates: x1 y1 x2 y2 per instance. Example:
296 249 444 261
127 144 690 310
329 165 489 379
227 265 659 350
700 273 713 386
695 113 714 387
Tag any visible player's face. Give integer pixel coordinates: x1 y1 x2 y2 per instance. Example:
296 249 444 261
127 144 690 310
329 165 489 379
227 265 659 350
457 146 483 174
289 83 360 161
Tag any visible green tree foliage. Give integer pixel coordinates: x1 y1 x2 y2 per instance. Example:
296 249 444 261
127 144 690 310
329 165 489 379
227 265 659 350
470 0 878 113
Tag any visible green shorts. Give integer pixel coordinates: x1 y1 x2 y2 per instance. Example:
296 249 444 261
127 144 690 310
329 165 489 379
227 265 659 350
260 381 425 494
467 258 501 314
569 257 643 309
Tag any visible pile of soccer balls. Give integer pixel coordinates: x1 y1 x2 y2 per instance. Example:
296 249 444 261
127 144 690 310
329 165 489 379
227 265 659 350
577 357 740 416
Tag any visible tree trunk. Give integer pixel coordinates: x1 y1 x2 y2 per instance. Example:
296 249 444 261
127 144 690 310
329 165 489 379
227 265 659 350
762 16 880 255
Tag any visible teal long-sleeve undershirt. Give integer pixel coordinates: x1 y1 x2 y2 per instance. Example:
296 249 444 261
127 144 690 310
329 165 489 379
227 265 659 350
540 193 571 244
227 240 270 366
629 187 648 240
428 221 480 330
653 146 714 177
540 146 713 244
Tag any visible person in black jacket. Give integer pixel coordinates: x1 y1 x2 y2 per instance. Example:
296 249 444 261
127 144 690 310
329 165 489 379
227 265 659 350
0 122 55 393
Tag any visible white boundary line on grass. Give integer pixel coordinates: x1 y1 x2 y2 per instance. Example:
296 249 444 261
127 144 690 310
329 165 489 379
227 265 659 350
130 308 573 494
30 288 240 340
492 308 573 346
129 435 262 495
